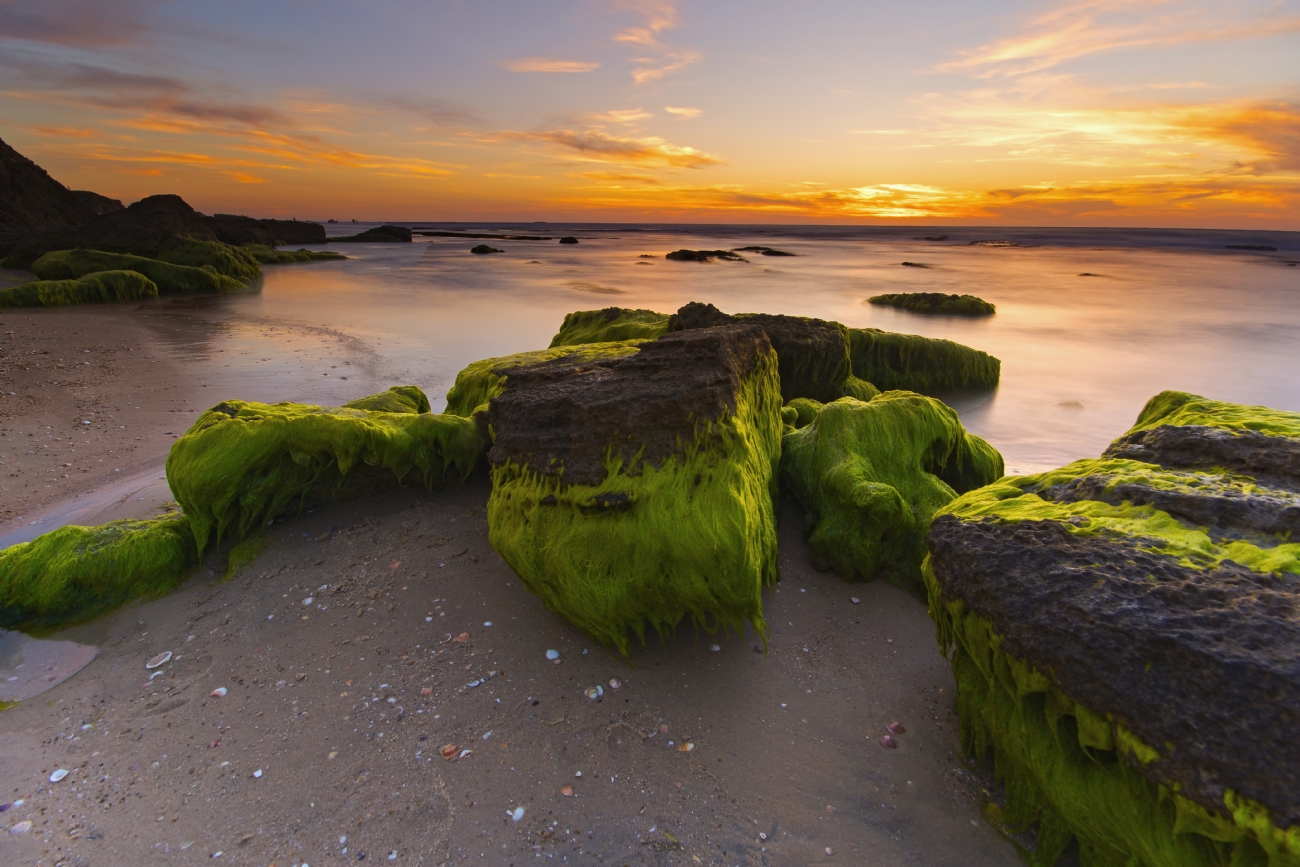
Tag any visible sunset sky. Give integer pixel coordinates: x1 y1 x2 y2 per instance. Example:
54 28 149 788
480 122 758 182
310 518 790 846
1 0 1297 226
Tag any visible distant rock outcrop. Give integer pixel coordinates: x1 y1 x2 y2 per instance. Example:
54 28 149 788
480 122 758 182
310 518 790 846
71 190 125 217
329 225 412 243
0 136 99 228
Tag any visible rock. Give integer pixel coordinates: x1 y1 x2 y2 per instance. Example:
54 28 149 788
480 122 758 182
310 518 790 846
559 236 579 244
668 302 855 403
0 135 99 227
0 270 158 308
917 235 949 241
29 249 247 295
664 249 746 262
329 225 412 243
1225 244 1277 251
167 392 487 551
469 244 502 254
847 328 1000 394
924 390 1300 864
548 307 671 347
783 391 1002 592
343 385 431 414
868 292 995 316
72 190 124 216
442 341 644 417
485 325 783 653
733 246 796 256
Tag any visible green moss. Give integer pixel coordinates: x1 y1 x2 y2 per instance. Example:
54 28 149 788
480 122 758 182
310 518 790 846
869 292 996 316
842 375 880 401
241 244 347 265
786 397 823 430
149 238 262 282
0 270 157 308
225 532 271 580
549 308 672 347
167 396 486 552
924 558 1300 866
781 391 1003 592
343 385 431 414
848 327 1001 394
486 348 784 655
940 460 1300 575
0 515 198 632
443 341 646 417
30 249 247 295
1127 390 1300 439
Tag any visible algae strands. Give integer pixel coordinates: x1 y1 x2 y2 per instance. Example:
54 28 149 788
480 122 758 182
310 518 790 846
924 390 1300 866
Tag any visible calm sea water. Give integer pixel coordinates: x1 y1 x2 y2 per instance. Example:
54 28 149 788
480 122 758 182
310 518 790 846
176 223 1300 475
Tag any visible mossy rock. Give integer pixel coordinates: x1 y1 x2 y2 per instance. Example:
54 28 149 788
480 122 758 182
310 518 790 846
167 390 486 551
924 391 1300 865
147 237 263 282
782 391 1002 592
869 292 995 316
549 307 671 347
0 515 198 632
0 270 157 308
848 327 1000 394
30 249 247 295
486 325 784 654
344 384 431 414
443 341 646 417
241 244 347 265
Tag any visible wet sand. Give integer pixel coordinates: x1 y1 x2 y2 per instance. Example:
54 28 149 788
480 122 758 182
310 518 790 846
0 481 1012 866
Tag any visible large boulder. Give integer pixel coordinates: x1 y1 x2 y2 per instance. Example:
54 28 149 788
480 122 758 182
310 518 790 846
848 327 1000 394
442 341 645 417
485 325 783 653
924 391 1300 866
30 249 246 295
782 391 1002 592
0 270 157 308
548 307 671 347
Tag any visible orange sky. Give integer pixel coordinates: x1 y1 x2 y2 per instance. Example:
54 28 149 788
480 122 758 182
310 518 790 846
1 0 1297 227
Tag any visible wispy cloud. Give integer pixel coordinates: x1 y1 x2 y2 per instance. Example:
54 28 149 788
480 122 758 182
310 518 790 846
502 57 600 73
940 0 1300 77
664 105 702 119
477 127 720 169
592 107 655 123
607 0 699 83
630 50 699 84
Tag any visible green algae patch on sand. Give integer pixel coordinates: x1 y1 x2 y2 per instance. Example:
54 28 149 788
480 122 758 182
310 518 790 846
923 560 1300 867
224 531 271 581
869 292 996 316
781 391 1003 592
848 327 1000 394
0 515 198 632
167 397 486 552
344 385 431 414
443 341 646 417
0 270 157 308
30 249 246 295
486 325 783 654
241 244 347 265
548 307 671 347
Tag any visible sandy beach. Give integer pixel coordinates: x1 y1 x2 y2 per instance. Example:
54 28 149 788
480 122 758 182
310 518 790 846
0 306 1015 867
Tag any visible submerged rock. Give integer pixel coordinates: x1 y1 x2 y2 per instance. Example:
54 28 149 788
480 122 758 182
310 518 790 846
329 225 412 243
548 307 671 348
559 236 579 244
167 388 485 551
485 325 783 653
783 391 1002 592
0 270 157 308
924 391 1300 865
868 292 995 316
470 244 502 254
664 249 746 262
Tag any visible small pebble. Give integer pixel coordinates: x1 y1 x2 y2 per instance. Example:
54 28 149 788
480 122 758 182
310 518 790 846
483 621 493 627
759 832 767 840
710 644 721 652
210 687 228 697
253 769 263 778
561 785 574 796
10 820 32 835
880 735 897 749
678 742 695 752
145 651 172 669
507 806 525 822
826 847 834 856
850 597 861 604
302 597 313 605
584 687 600 700
441 745 458 759
609 678 622 689
49 768 69 782
888 721 906 735
545 649 560 661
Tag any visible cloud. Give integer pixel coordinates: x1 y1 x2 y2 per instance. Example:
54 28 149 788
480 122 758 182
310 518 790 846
383 95 482 127
591 107 654 123
664 106 701 119
0 0 160 48
611 0 680 47
502 58 600 73
481 127 720 169
574 170 661 184
940 0 1300 77
29 124 97 137
224 171 265 184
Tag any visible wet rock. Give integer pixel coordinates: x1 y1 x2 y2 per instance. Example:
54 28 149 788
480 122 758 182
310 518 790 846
469 244 502 254
330 225 412 243
868 292 995 316
924 390 1300 864
664 249 746 262
559 236 579 244
548 307 670 347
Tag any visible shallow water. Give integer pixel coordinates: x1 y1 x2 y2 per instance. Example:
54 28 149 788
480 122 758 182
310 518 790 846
186 224 1299 474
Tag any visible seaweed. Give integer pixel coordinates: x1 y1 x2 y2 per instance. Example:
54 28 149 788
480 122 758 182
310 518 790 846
924 559 1300 867
1126 390 1300 439
781 391 1003 592
0 270 157 308
869 292 995 316
0 515 198 632
241 244 347 265
166 396 487 552
343 384 431 414
548 307 672 347
443 341 646 417
486 330 783 654
147 238 263 282
30 249 247 295
848 327 1001 393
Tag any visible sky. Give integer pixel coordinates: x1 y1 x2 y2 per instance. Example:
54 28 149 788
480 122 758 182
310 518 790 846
1 0 1297 227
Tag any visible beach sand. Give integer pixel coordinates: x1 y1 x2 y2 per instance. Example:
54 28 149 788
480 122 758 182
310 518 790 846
0 307 1016 866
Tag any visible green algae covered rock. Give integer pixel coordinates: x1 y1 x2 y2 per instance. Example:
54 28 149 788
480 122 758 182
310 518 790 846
344 384 431 414
924 391 1300 866
0 270 157 308
486 325 783 654
30 249 247 295
167 389 486 551
548 307 671 347
782 391 1002 592
243 245 346 265
0 515 198 632
848 327 1000 394
443 341 646 417
869 292 996 316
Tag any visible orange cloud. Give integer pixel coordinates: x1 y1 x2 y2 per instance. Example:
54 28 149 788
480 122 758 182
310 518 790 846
502 58 600 73
224 171 266 184
480 127 720 169
29 125 97 138
664 106 702 119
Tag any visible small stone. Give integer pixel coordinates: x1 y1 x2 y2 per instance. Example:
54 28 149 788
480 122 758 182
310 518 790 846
561 785 574 796
584 687 600 700
145 651 172 669
421 687 433 695
483 621 493 627
452 632 469 643
253 769 263 778
850 597 861 604
441 744 459 759
545 649 560 661
880 735 897 749
49 768 69 782
888 721 906 735
210 687 228 697
678 742 695 752
10 820 32 835
507 806 525 822
710 644 721 652
825 847 834 856
609 678 622 689
759 832 767 840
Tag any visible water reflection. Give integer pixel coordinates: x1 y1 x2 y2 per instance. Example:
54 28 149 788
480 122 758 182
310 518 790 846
0 629 97 703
